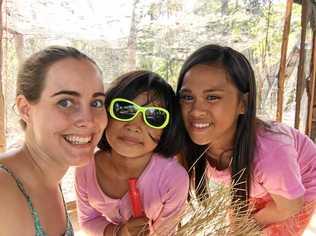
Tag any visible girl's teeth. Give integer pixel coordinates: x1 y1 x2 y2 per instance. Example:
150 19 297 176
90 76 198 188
193 123 210 128
64 135 91 144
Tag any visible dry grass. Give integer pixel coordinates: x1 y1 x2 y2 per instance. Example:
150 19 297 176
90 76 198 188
149 182 261 236
175 182 262 236
150 165 262 236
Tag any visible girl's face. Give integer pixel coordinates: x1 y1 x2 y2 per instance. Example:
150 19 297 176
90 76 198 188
18 58 107 167
105 92 164 158
179 64 245 149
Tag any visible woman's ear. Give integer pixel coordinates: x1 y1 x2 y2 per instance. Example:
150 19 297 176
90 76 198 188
239 93 248 115
16 95 31 125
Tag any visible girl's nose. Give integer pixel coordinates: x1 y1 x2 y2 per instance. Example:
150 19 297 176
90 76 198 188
190 100 207 118
125 112 144 132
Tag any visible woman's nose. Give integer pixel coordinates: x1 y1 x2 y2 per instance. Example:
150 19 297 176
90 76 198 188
74 106 95 128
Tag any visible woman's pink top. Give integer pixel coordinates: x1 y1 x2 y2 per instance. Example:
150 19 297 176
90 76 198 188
207 122 316 202
75 153 189 236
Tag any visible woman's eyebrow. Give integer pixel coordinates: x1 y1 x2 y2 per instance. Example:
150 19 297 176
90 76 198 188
50 91 106 98
93 92 106 98
51 90 80 97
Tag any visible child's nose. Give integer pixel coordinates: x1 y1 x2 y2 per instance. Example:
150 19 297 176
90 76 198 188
190 100 207 117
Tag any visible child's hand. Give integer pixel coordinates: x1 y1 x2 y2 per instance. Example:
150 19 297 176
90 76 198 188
118 217 149 236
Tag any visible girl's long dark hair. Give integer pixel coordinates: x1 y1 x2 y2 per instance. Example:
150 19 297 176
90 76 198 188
176 44 257 208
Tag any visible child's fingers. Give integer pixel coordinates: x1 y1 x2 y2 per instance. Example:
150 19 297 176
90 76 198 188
129 216 149 226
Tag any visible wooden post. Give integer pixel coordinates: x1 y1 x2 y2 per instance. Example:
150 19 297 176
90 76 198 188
294 0 309 129
276 0 293 122
306 31 316 136
0 0 5 152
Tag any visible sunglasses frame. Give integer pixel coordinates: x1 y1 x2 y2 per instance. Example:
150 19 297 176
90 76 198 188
109 98 170 129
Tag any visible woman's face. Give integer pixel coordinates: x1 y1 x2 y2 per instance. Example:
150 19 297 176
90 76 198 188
179 64 245 149
105 92 164 158
18 58 108 167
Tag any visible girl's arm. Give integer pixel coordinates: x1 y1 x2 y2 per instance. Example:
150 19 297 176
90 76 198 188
253 193 304 226
252 140 306 226
152 161 189 235
75 167 112 236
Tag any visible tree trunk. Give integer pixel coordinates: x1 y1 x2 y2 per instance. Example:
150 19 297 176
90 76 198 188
221 0 229 16
276 0 293 122
0 0 6 152
127 0 139 70
294 0 310 129
14 31 24 68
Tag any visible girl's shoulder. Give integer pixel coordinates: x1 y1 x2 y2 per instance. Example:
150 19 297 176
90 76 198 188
149 154 189 190
149 154 189 183
256 121 313 151
256 121 297 147
152 154 188 173
74 151 100 178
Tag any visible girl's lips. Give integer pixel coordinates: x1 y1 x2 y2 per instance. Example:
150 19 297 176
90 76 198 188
119 136 142 145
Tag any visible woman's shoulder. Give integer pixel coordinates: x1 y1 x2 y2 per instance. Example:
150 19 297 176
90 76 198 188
0 161 34 232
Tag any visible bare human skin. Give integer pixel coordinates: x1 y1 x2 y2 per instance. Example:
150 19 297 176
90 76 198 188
0 58 108 235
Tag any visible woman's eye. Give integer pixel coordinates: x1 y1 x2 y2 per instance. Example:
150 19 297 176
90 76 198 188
57 99 73 108
91 99 104 108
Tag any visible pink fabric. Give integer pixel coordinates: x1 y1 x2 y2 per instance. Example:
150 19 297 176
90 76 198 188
75 154 189 236
251 198 316 236
206 122 316 234
207 122 316 201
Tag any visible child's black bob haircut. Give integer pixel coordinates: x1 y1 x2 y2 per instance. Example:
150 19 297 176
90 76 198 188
98 70 184 157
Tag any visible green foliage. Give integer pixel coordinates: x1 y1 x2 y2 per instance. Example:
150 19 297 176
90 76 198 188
4 0 304 147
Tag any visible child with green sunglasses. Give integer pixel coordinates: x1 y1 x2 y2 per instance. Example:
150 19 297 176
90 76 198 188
75 70 189 236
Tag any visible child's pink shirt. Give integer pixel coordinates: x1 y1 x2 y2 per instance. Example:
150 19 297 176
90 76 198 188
207 122 316 202
75 153 189 236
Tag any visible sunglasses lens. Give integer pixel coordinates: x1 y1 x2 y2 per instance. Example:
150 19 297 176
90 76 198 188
113 100 137 119
145 108 168 127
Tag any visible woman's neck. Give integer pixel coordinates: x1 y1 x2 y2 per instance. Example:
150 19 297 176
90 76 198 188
21 143 68 189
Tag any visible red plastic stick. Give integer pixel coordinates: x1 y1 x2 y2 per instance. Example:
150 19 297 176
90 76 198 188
128 178 144 217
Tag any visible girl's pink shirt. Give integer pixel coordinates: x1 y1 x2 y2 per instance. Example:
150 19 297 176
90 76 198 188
207 122 316 202
75 153 189 236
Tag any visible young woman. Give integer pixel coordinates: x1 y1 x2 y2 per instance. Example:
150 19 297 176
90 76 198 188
0 46 108 235
176 44 316 235
75 70 189 236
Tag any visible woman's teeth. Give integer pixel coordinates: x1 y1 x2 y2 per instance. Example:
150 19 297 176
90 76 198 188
64 135 92 144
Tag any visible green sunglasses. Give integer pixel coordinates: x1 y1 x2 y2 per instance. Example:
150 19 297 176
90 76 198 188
109 98 170 129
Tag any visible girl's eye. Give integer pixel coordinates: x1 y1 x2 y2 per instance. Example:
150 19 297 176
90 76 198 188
57 99 73 108
91 99 105 108
179 94 194 102
206 95 219 101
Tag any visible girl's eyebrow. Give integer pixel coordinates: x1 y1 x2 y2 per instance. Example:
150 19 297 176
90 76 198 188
179 88 191 93
203 88 225 93
179 88 225 93
51 90 106 97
